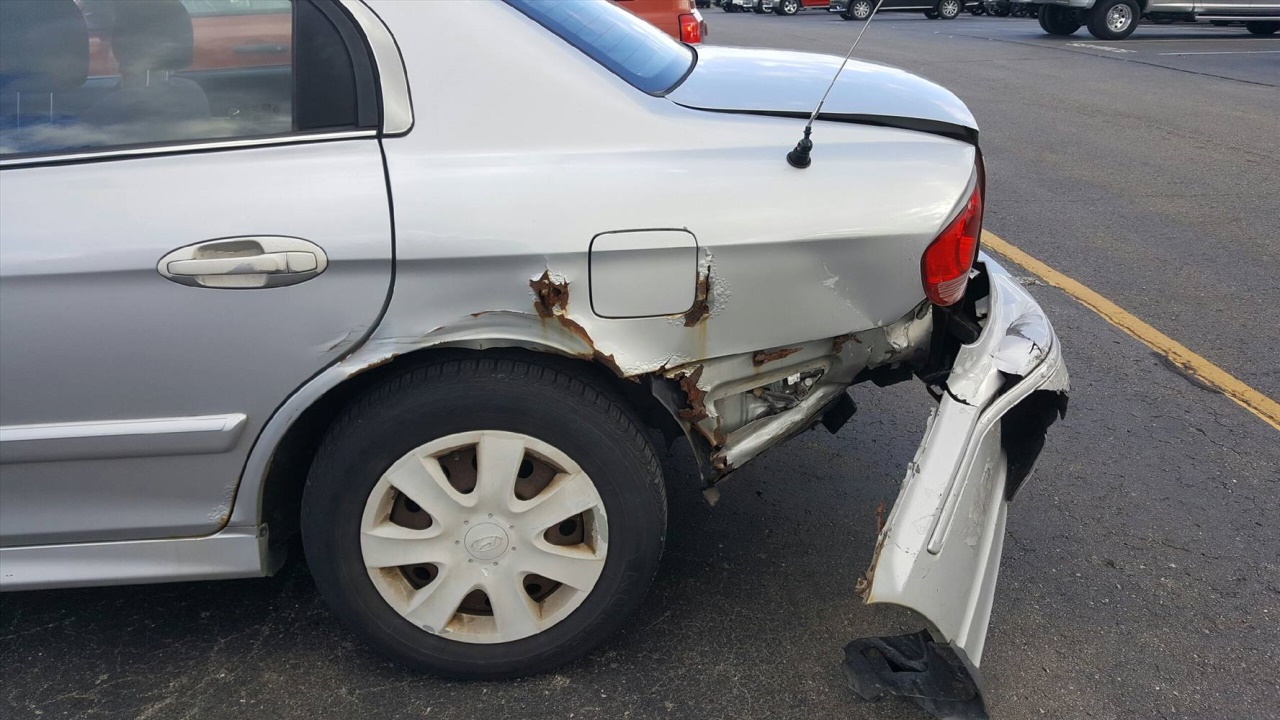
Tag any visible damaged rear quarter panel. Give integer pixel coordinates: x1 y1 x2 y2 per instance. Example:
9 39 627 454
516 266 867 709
360 1 980 377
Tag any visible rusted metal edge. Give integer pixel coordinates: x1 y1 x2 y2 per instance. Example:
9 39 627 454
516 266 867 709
855 504 888 602
752 346 802 367
682 268 712 327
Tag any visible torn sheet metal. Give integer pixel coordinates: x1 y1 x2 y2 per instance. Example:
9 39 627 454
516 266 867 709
862 254 1069 675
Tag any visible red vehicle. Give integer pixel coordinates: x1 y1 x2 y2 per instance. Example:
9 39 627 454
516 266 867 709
613 0 706 43
84 0 291 78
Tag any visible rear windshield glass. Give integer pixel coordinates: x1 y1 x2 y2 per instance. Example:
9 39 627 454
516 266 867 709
504 0 694 95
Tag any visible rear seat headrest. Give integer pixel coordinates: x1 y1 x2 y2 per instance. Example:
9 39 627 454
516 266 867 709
0 0 89 93
112 0 195 74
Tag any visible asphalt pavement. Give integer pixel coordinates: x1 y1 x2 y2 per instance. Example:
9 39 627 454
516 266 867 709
2 11 1277 720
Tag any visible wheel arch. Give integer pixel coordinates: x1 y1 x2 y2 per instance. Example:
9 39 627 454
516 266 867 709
235 313 685 562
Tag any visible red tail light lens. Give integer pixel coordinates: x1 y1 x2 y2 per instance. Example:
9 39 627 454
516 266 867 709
679 13 702 43
921 183 983 306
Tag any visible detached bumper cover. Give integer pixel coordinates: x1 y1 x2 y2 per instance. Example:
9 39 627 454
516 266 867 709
848 255 1069 718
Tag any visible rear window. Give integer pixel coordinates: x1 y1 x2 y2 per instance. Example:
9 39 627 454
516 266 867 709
504 0 694 95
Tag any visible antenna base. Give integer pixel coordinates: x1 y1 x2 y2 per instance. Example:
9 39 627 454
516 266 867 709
787 130 813 169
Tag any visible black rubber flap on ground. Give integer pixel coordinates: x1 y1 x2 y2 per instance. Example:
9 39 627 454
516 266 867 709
842 630 989 720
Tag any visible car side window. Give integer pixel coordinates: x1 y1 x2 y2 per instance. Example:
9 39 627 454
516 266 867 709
0 0 375 159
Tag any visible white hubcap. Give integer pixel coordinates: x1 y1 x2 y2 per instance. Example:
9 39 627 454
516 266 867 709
360 430 609 644
855 3 871 17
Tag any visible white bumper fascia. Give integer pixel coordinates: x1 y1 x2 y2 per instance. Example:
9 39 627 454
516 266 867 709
863 253 1070 668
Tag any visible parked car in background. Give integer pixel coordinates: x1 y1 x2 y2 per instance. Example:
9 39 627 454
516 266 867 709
613 0 706 41
722 0 828 15
2 1 1069 717
831 0 970 19
1012 0 1280 38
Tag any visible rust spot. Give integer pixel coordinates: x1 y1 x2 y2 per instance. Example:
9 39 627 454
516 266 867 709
676 365 707 422
361 354 398 372
711 454 732 475
594 351 628 379
682 271 712 327
855 531 886 602
752 346 801 367
530 270 569 319
535 311 625 379
856 505 888 601
556 313 594 349
832 333 861 354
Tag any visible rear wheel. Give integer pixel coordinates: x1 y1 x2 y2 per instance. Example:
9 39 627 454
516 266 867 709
753 0 770 12
1245 21 1278 34
1087 0 1139 38
937 0 963 18
302 355 667 678
843 0 874 19
1038 4 1082 33
775 0 801 14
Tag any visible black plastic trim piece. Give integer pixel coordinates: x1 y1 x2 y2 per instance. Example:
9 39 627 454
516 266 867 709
311 0 380 129
843 630 990 720
1002 388 1069 500
672 105 980 146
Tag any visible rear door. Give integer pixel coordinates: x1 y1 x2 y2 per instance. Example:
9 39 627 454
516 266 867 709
0 0 392 546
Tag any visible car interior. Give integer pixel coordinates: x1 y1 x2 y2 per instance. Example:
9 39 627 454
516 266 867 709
0 0 295 157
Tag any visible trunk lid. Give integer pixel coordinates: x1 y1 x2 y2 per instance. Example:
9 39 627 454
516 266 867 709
666 46 978 141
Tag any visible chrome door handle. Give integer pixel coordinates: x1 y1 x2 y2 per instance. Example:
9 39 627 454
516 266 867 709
158 237 328 289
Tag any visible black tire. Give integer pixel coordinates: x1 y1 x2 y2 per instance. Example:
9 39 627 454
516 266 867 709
1086 0 1139 38
937 0 962 18
775 0 801 14
1245 21 1278 34
844 0 874 19
1038 4 1081 33
925 9 940 18
753 0 770 12
302 353 667 678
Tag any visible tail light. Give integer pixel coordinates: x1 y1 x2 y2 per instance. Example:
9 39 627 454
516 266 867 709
679 13 703 43
921 162 984 306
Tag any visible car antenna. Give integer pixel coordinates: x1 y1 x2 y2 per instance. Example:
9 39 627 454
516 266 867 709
787 0 886 169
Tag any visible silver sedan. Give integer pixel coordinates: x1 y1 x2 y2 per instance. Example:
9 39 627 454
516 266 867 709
0 1 1067 715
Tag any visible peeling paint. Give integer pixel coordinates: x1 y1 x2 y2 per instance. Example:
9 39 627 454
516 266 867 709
855 531 886 601
675 365 707 422
682 271 712 327
530 270 569 319
831 333 860 354
752 347 802 367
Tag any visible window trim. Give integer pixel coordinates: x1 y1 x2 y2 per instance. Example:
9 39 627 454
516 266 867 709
338 0 412 136
0 129 376 169
0 0 413 170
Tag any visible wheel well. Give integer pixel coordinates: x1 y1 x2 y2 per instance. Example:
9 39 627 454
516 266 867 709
257 346 683 556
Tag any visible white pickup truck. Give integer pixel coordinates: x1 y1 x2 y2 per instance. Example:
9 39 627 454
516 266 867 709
1012 0 1279 38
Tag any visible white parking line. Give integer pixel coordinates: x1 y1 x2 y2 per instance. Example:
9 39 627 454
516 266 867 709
1068 42 1135 52
1157 50 1280 55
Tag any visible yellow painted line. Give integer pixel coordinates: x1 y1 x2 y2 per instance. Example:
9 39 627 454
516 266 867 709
982 230 1280 433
